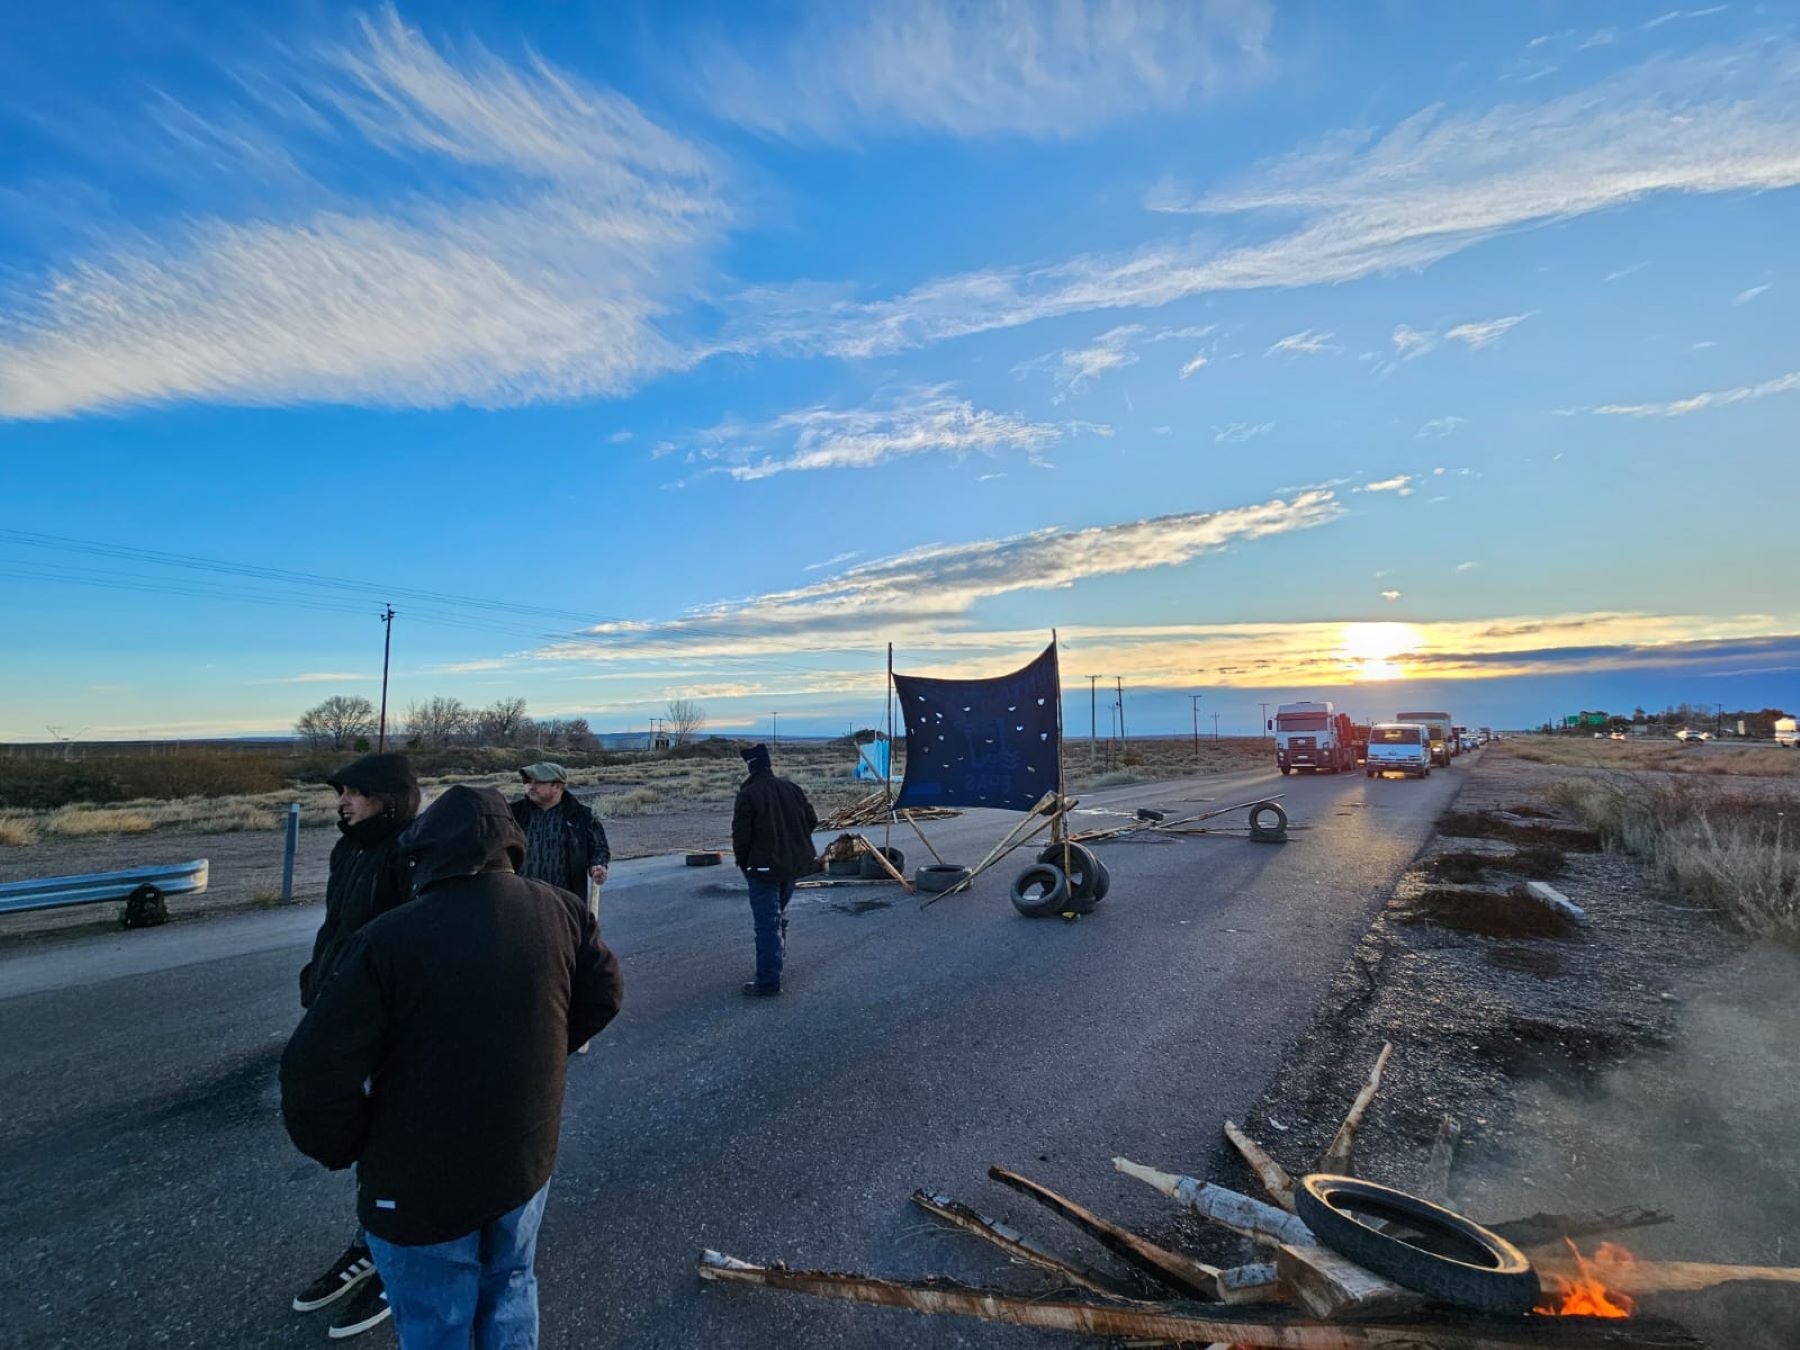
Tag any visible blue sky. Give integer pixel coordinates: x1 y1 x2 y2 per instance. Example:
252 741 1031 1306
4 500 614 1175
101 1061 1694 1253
2 0 1797 741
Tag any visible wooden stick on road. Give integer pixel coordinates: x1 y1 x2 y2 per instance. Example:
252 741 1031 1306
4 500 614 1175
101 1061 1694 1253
1224 1120 1298 1214
910 1190 1136 1300
1319 1042 1392 1175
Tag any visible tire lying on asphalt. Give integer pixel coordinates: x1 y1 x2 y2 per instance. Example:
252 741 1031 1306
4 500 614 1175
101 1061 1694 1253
825 856 864 877
859 845 906 879
1036 842 1101 902
914 863 972 893
684 851 722 867
1090 856 1112 902
1294 1174 1540 1316
1248 800 1289 843
1010 863 1071 918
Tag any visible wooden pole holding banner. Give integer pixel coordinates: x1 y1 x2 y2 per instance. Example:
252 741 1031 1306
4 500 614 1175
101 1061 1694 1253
1053 631 1072 885
884 643 896 852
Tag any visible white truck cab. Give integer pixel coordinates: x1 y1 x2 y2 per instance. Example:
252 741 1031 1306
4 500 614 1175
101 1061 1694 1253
1366 723 1431 779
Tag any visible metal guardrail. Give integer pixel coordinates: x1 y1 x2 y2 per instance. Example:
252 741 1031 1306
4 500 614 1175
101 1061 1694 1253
0 859 209 916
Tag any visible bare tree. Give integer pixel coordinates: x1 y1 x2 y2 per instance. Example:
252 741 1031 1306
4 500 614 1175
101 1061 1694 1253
563 717 596 751
666 698 706 746
405 697 471 748
295 696 375 750
475 697 530 746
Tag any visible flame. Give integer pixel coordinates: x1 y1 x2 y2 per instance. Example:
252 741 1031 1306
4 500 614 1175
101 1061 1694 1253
1535 1240 1637 1318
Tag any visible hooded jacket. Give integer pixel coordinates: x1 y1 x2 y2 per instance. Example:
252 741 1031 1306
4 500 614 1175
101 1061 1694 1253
508 788 610 896
299 753 420 1008
731 746 820 880
279 785 624 1246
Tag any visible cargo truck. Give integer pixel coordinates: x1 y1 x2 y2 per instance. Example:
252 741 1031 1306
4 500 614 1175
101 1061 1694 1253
1396 710 1454 767
1270 701 1357 774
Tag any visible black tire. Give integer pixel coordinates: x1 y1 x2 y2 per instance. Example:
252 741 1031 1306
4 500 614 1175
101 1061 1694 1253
684 851 722 867
1036 842 1100 901
1089 856 1112 902
1248 801 1289 842
1009 863 1070 917
915 863 971 893
859 845 905 879
1294 1175 1540 1315
825 856 863 877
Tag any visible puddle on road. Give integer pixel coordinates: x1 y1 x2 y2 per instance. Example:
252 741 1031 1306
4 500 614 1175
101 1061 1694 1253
828 898 891 916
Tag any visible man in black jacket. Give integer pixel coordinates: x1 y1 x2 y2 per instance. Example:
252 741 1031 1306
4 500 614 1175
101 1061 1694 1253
731 743 819 996
281 785 623 1349
291 751 418 1338
510 762 610 898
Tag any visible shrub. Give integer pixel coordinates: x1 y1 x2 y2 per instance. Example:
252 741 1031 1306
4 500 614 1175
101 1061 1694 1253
48 808 156 837
1088 771 1144 788
0 816 37 847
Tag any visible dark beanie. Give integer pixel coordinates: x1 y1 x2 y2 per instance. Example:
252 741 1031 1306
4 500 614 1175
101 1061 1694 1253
740 743 772 775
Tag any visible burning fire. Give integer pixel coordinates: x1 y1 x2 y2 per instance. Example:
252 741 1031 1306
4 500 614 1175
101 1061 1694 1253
1535 1240 1638 1318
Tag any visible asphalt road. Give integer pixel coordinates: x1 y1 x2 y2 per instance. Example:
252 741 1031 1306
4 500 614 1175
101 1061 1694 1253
0 759 1474 1348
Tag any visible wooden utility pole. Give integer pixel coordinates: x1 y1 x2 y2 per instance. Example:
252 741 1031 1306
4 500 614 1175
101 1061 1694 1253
1213 711 1221 742
1087 675 1099 764
1189 694 1202 763
1115 676 1127 759
377 604 395 752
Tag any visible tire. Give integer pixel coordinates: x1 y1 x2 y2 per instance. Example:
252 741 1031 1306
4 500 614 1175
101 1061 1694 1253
1036 842 1100 902
1294 1175 1540 1315
1009 863 1070 918
915 863 971 893
1248 801 1289 842
684 851 722 867
825 856 863 877
859 845 905 879
1090 857 1112 903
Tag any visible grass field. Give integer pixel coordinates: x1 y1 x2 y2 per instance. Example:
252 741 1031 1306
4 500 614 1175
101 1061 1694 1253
0 736 1273 848
1509 736 1800 777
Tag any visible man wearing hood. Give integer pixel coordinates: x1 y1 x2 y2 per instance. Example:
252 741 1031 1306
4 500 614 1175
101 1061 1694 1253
292 751 419 1339
731 743 820 997
281 785 623 1349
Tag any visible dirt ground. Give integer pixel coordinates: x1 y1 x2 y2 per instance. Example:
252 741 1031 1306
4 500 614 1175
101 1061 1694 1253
1192 746 1800 1348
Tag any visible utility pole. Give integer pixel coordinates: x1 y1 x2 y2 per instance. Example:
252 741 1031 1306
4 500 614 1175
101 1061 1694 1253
1087 675 1099 763
1258 701 1271 737
377 604 395 752
770 711 780 750
1213 711 1221 742
1189 694 1202 762
1115 676 1127 759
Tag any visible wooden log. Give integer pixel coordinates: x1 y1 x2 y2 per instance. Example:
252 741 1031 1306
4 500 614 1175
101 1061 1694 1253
1535 1254 1800 1296
1217 1261 1285 1304
1491 1207 1674 1249
1224 1119 1298 1213
1422 1114 1460 1205
922 807 1060 906
1113 1158 1313 1247
696 1250 1707 1348
1319 1042 1392 1175
988 1165 1222 1300
909 1190 1135 1300
900 811 947 866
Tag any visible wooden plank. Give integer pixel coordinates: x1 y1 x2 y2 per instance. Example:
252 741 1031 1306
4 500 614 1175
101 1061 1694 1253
1319 1042 1392 1175
1275 1243 1423 1319
900 811 946 866
987 1166 1222 1300
696 1250 1707 1348
851 832 915 893
909 1190 1133 1299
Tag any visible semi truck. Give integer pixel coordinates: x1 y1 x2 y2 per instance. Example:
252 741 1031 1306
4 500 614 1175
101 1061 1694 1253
1396 710 1455 767
1270 701 1357 774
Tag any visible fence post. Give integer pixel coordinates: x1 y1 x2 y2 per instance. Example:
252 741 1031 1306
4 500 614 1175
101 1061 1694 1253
281 802 301 903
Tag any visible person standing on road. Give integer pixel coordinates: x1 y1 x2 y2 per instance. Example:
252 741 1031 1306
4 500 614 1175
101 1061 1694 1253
731 743 819 997
292 751 419 1340
511 762 610 901
281 785 624 1350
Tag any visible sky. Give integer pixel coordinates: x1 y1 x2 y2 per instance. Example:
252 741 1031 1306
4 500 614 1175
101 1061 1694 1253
2 0 1797 743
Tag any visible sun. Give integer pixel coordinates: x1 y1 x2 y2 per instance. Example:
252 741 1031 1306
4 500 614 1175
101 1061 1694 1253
1339 622 1422 682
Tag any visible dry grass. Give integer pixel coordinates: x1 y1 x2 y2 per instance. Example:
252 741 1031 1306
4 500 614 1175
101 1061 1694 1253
0 816 38 847
1548 773 1798 940
1511 737 1800 777
48 808 156 836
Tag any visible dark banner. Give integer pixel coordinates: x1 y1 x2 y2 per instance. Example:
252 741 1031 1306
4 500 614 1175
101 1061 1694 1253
893 643 1061 813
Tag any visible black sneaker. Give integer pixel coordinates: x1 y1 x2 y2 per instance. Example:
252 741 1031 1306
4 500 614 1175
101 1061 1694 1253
328 1277 391 1339
292 1242 375 1313
741 981 781 997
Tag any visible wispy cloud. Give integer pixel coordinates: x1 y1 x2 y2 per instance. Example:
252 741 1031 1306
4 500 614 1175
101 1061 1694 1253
1017 324 1142 399
250 671 373 684
1417 416 1466 438
1179 353 1210 378
1445 313 1534 348
755 43 1800 360
1605 261 1649 282
1380 590 1402 602
533 489 1344 661
1265 328 1338 357
1733 283 1770 304
1214 421 1274 443
805 551 861 572
1591 368 1800 418
1361 475 1414 495
1645 7 1729 29
673 387 1087 481
0 6 725 419
1390 324 1438 360
1456 560 1482 572
690 0 1273 140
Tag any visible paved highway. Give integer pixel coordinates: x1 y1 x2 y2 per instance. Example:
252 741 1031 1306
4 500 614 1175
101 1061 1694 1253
0 760 1472 1348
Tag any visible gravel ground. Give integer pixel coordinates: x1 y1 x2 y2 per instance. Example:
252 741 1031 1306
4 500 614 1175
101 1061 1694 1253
1188 746 1800 1347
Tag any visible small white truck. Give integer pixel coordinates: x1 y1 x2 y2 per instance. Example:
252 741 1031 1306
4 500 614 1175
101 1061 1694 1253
1366 723 1431 778
1776 716 1798 749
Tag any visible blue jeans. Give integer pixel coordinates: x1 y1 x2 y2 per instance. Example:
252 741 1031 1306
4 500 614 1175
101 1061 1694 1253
744 870 794 989
366 1182 550 1350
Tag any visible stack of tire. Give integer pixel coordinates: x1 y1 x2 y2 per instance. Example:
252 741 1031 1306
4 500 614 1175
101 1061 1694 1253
1011 842 1110 918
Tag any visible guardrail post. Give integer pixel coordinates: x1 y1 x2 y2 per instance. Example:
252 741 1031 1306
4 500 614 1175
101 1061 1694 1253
281 802 301 903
